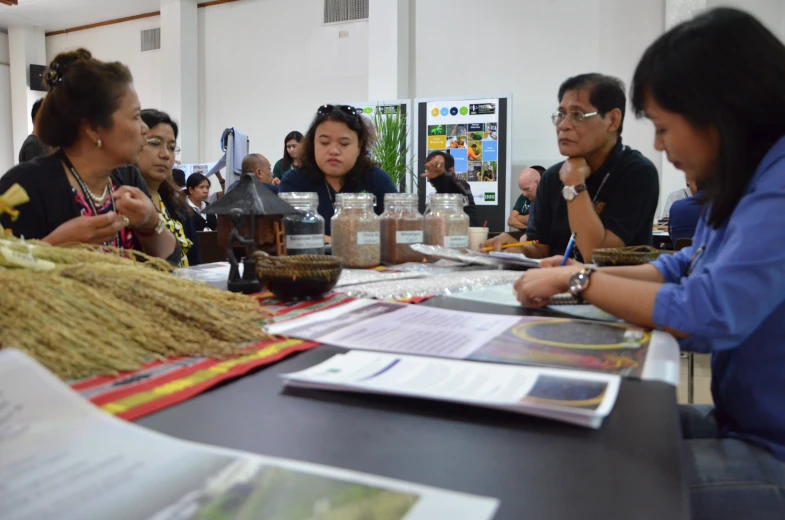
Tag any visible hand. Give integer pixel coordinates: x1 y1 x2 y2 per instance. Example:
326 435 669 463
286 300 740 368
420 165 445 181
539 255 584 268
480 232 518 253
513 266 579 308
113 186 158 230
44 213 126 246
272 178 281 186
324 235 332 245
559 157 591 187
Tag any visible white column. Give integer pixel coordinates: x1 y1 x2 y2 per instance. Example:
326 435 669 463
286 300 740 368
7 25 46 166
160 0 199 163
659 0 707 212
368 0 409 100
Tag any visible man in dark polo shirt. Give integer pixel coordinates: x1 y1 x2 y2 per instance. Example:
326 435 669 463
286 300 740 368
508 165 545 231
484 73 659 261
421 150 480 226
18 99 51 163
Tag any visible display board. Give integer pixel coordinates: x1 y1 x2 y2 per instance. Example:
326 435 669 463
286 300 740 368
415 95 511 231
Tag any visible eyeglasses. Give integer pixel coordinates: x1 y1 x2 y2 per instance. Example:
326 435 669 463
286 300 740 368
317 104 359 118
551 110 598 126
146 138 180 155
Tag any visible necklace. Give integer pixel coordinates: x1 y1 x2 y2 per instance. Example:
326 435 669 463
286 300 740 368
83 183 110 204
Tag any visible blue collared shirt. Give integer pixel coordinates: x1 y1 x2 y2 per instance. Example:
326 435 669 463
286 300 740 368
651 136 785 461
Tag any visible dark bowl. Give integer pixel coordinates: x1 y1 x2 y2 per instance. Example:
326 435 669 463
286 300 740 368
593 245 672 267
261 275 340 301
253 253 342 301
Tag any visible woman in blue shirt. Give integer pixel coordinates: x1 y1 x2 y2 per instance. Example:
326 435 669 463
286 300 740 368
279 105 397 237
514 8 785 519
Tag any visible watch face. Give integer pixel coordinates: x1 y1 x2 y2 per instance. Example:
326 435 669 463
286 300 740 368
562 186 576 201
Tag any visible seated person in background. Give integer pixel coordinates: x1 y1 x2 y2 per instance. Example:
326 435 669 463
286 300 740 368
508 166 544 231
279 104 397 236
18 99 52 163
231 153 279 194
515 9 785 518
421 150 479 227
137 109 201 266
273 131 303 182
0 49 178 264
186 173 218 231
661 180 697 220
668 184 702 242
172 168 186 190
484 73 659 262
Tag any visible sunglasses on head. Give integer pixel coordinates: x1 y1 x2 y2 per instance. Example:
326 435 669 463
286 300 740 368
316 104 359 118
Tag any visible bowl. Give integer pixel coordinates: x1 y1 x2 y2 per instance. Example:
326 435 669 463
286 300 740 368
253 253 342 301
592 245 672 267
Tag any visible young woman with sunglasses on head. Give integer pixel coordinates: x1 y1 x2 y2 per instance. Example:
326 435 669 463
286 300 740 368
279 105 397 237
273 130 304 182
0 49 179 264
515 9 785 519
136 109 201 266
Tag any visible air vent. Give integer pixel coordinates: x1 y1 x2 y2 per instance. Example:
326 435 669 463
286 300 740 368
141 28 161 52
324 0 369 24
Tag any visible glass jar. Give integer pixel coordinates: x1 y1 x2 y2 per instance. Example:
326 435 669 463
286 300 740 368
279 192 325 255
331 193 380 268
424 193 470 248
380 193 425 265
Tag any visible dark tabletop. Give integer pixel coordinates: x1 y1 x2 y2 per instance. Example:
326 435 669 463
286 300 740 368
139 296 689 520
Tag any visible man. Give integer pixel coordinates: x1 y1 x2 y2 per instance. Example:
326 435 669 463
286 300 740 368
508 166 545 231
669 181 702 242
661 180 697 220
421 150 480 226
230 153 279 194
484 73 659 261
18 99 50 163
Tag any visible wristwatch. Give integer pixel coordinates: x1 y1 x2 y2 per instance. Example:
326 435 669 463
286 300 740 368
136 212 167 237
568 267 596 302
562 184 587 201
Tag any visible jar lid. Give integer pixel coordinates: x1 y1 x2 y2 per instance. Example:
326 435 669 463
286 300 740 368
384 193 418 203
429 193 467 205
336 192 375 202
279 192 319 204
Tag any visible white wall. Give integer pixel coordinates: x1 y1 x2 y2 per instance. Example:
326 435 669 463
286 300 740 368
0 32 13 174
413 0 665 207
46 16 163 112
197 0 368 165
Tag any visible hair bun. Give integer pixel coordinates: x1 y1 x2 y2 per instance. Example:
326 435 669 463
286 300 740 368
45 48 93 88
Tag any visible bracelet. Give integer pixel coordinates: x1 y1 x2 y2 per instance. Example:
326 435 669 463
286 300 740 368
136 212 166 237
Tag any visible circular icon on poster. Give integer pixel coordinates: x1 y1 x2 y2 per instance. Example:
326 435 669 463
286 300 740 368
363 107 373 114
460 106 469 115
431 108 440 117
450 107 459 116
440 107 449 116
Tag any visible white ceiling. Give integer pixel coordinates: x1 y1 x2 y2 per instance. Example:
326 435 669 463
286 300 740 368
0 0 164 32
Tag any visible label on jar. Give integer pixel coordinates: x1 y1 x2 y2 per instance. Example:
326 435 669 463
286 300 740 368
357 232 381 245
445 235 470 248
396 230 424 244
286 234 324 249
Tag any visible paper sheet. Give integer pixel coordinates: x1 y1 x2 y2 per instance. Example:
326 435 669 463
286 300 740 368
0 349 498 520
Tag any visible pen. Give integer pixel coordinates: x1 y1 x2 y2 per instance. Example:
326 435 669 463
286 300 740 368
481 240 538 253
561 233 577 266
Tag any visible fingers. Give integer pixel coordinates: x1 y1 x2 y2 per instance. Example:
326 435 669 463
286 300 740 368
540 256 565 268
89 212 126 243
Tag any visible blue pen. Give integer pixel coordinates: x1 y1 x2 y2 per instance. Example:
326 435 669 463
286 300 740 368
561 233 577 266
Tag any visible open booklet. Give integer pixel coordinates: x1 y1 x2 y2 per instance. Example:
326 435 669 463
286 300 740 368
267 300 680 384
0 349 498 520
283 351 621 429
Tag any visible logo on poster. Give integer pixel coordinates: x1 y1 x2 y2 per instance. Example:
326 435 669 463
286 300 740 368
431 108 440 117
440 107 449 116
450 107 459 116
484 193 496 202
470 103 496 116
460 106 469 115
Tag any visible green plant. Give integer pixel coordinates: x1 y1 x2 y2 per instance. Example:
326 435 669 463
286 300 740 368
370 106 418 193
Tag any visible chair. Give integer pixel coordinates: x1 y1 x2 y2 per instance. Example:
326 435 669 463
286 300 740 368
674 237 693 251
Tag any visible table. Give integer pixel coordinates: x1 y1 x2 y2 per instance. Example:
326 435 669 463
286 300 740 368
139 296 689 520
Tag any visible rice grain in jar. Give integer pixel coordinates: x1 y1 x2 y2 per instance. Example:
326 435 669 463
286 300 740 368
279 192 325 255
331 193 380 268
380 193 425 265
424 193 470 248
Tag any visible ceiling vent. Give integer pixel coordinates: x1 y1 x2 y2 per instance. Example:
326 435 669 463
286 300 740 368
324 0 369 24
141 28 161 52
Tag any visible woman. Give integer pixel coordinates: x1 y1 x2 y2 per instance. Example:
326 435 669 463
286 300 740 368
137 109 201 266
515 8 785 519
273 130 303 181
279 105 396 236
0 49 178 263
186 173 217 232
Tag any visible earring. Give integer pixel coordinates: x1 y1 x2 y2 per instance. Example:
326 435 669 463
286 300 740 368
97 139 102 149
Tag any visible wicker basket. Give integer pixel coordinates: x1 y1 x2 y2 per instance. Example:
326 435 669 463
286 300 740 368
253 252 343 300
592 245 672 267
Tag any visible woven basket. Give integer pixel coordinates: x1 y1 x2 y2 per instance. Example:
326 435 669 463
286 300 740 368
592 245 672 267
253 252 342 300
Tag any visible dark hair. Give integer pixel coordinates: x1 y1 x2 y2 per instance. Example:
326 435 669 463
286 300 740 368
558 73 626 134
530 165 545 176
172 168 186 188
31 99 43 124
36 48 133 148
281 130 304 172
186 173 211 194
298 107 377 192
632 8 785 228
139 108 186 214
426 151 454 171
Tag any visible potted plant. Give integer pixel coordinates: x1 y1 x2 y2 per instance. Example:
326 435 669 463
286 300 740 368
370 106 417 193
